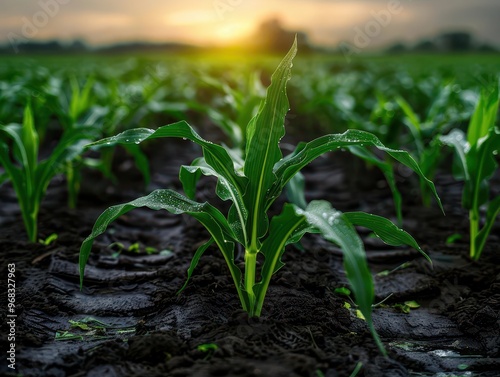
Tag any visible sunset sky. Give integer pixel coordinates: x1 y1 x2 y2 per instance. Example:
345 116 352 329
1 0 500 49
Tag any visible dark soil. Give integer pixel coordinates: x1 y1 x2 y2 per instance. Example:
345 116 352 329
1 137 499 377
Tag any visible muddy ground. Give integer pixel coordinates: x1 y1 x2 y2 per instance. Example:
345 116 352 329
1 135 499 377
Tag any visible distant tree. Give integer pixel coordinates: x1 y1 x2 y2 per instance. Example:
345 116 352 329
67 39 88 53
386 42 407 53
477 43 497 52
437 32 472 51
413 39 437 52
252 18 311 53
19 40 64 53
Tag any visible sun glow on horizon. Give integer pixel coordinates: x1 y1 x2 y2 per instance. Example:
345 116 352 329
213 22 254 45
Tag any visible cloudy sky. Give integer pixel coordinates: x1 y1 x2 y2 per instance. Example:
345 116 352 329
1 0 499 48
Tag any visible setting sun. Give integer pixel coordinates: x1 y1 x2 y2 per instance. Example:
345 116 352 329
213 22 254 44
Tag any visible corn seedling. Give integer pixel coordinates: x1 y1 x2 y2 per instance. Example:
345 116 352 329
197 70 266 150
396 84 471 207
79 39 442 355
0 104 95 242
441 84 500 260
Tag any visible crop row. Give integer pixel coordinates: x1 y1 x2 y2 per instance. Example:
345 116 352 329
0 44 498 353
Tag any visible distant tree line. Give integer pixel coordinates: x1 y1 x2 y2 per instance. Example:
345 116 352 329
0 24 496 55
387 32 497 53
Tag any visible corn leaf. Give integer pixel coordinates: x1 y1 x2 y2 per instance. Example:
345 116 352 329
418 137 444 206
439 129 468 181
36 128 95 196
301 200 386 356
286 172 307 210
0 113 93 241
467 86 499 146
79 189 246 304
344 212 430 263
177 238 214 295
179 160 248 243
179 158 203 200
475 196 500 258
271 129 443 213
122 143 151 186
396 96 424 153
243 37 297 248
87 121 247 198
21 105 38 176
348 146 403 225
463 127 500 209
396 96 421 133
254 204 307 314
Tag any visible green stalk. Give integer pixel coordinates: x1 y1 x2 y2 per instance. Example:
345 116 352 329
368 322 387 357
66 161 78 209
101 147 115 179
469 209 479 260
21 206 38 243
244 250 257 316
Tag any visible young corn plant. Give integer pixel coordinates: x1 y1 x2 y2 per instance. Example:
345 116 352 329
196 70 266 150
0 104 95 242
396 85 471 207
84 64 190 187
195 68 307 208
47 75 103 208
79 39 441 354
441 85 500 260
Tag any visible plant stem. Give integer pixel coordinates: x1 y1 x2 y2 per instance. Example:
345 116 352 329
244 250 257 316
67 161 77 209
469 209 479 260
24 209 38 243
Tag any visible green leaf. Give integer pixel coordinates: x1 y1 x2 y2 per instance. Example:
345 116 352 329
69 76 95 124
286 172 307 210
79 189 246 309
39 233 58 246
179 160 203 200
0 108 83 242
301 200 386 356
179 158 248 244
89 121 247 206
35 127 95 201
404 300 420 309
440 129 468 181
243 37 297 249
464 127 500 209
123 143 151 186
418 137 444 206
254 203 307 315
334 287 351 296
21 104 39 174
81 189 233 279
197 343 218 352
348 146 403 224
445 233 462 245
344 211 431 264
475 195 500 260
396 96 423 152
272 129 443 214
467 85 499 147
177 238 214 295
